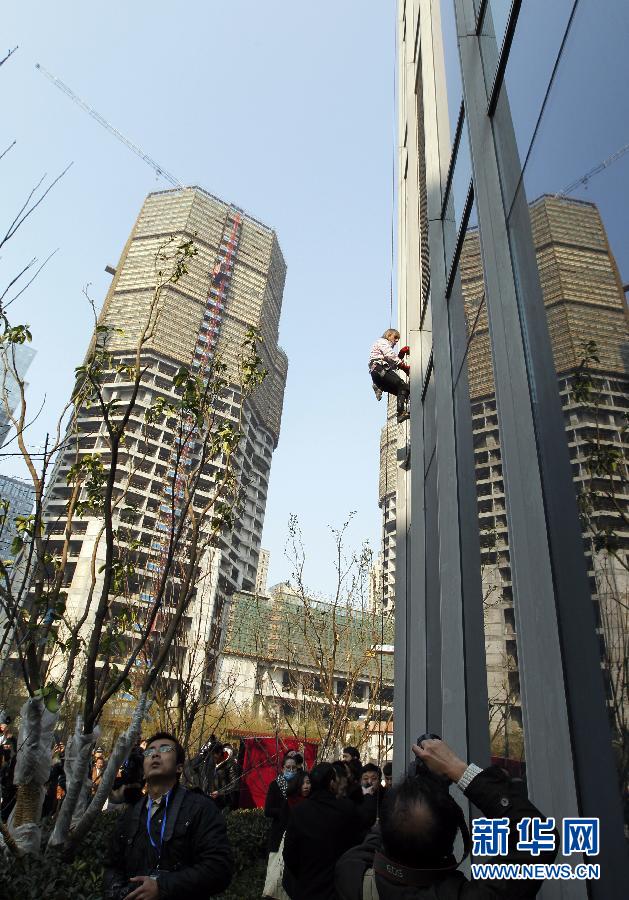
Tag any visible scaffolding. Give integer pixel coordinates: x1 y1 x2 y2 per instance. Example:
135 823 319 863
144 210 243 624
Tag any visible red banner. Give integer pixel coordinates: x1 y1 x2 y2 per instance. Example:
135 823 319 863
238 736 319 809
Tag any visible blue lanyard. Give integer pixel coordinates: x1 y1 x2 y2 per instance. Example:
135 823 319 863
146 790 171 864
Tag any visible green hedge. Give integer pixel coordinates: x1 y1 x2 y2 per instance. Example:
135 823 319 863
218 808 269 900
0 814 117 900
0 807 270 900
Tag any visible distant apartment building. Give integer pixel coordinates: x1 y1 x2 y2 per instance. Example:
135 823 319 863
255 548 270 596
0 344 36 447
368 552 384 612
0 475 35 561
216 584 394 759
41 187 288 693
381 196 629 746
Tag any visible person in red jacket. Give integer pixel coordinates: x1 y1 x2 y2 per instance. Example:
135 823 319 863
368 330 410 423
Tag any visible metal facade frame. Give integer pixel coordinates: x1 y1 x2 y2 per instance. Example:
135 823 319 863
395 1 628 895
394 0 489 778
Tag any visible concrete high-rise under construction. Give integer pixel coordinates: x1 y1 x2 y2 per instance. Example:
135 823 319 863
44 187 288 686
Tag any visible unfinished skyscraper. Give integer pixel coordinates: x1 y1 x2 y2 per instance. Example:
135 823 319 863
43 187 288 690
255 548 270 596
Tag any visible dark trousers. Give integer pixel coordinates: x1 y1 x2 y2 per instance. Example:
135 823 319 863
371 368 409 414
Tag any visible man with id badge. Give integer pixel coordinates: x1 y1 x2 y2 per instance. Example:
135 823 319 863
104 732 233 899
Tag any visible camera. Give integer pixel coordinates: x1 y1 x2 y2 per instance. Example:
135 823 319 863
110 746 145 805
113 874 159 899
410 734 473 866
414 733 451 786
120 746 144 786
105 881 135 900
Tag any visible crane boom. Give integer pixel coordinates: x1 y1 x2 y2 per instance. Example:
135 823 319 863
35 63 182 188
557 141 629 198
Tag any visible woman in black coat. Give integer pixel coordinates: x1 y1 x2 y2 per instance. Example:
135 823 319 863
263 754 306 898
264 754 301 852
283 762 363 900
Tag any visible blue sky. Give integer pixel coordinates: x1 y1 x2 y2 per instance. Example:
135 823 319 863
1 1 397 595
3 1 627 596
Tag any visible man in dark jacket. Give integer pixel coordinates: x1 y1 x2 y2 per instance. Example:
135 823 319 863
209 741 240 811
283 761 363 900
103 731 233 899
358 763 385 832
335 738 558 899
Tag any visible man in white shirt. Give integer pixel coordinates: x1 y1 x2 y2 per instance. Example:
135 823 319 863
368 329 410 423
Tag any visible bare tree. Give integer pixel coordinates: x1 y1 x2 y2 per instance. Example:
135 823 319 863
219 515 394 763
0 233 268 853
487 649 523 761
478 522 523 758
150 592 243 759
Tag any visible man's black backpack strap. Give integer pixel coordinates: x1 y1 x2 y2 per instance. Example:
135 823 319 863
124 793 146 842
373 852 460 888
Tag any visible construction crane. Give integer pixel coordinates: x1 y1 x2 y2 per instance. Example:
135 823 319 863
0 46 18 68
35 62 183 188
557 141 629 198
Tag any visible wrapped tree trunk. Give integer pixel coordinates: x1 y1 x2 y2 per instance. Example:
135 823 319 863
63 693 148 850
47 715 98 849
8 697 58 855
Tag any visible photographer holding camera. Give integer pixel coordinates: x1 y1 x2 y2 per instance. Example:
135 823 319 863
103 732 233 899
108 742 146 808
335 737 558 899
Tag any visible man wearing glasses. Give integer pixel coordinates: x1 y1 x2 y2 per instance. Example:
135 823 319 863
104 732 233 899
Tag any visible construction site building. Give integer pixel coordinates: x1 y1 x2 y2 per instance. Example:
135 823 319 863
42 187 288 694
216 585 395 760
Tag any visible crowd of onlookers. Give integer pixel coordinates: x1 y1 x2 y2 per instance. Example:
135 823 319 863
263 746 394 900
0 713 243 827
0 715 561 899
1 725 139 823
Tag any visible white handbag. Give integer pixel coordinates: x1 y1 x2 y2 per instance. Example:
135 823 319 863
262 834 291 899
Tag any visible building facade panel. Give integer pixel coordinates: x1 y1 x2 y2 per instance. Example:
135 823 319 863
395 2 627 886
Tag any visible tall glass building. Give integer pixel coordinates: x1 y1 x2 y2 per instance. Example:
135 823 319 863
0 475 35 561
382 194 629 745
0 344 36 448
393 2 628 893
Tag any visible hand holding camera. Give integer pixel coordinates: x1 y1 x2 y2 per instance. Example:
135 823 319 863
113 874 159 900
412 734 467 784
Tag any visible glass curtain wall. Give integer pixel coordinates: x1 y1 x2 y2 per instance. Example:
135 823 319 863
396 1 628 894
